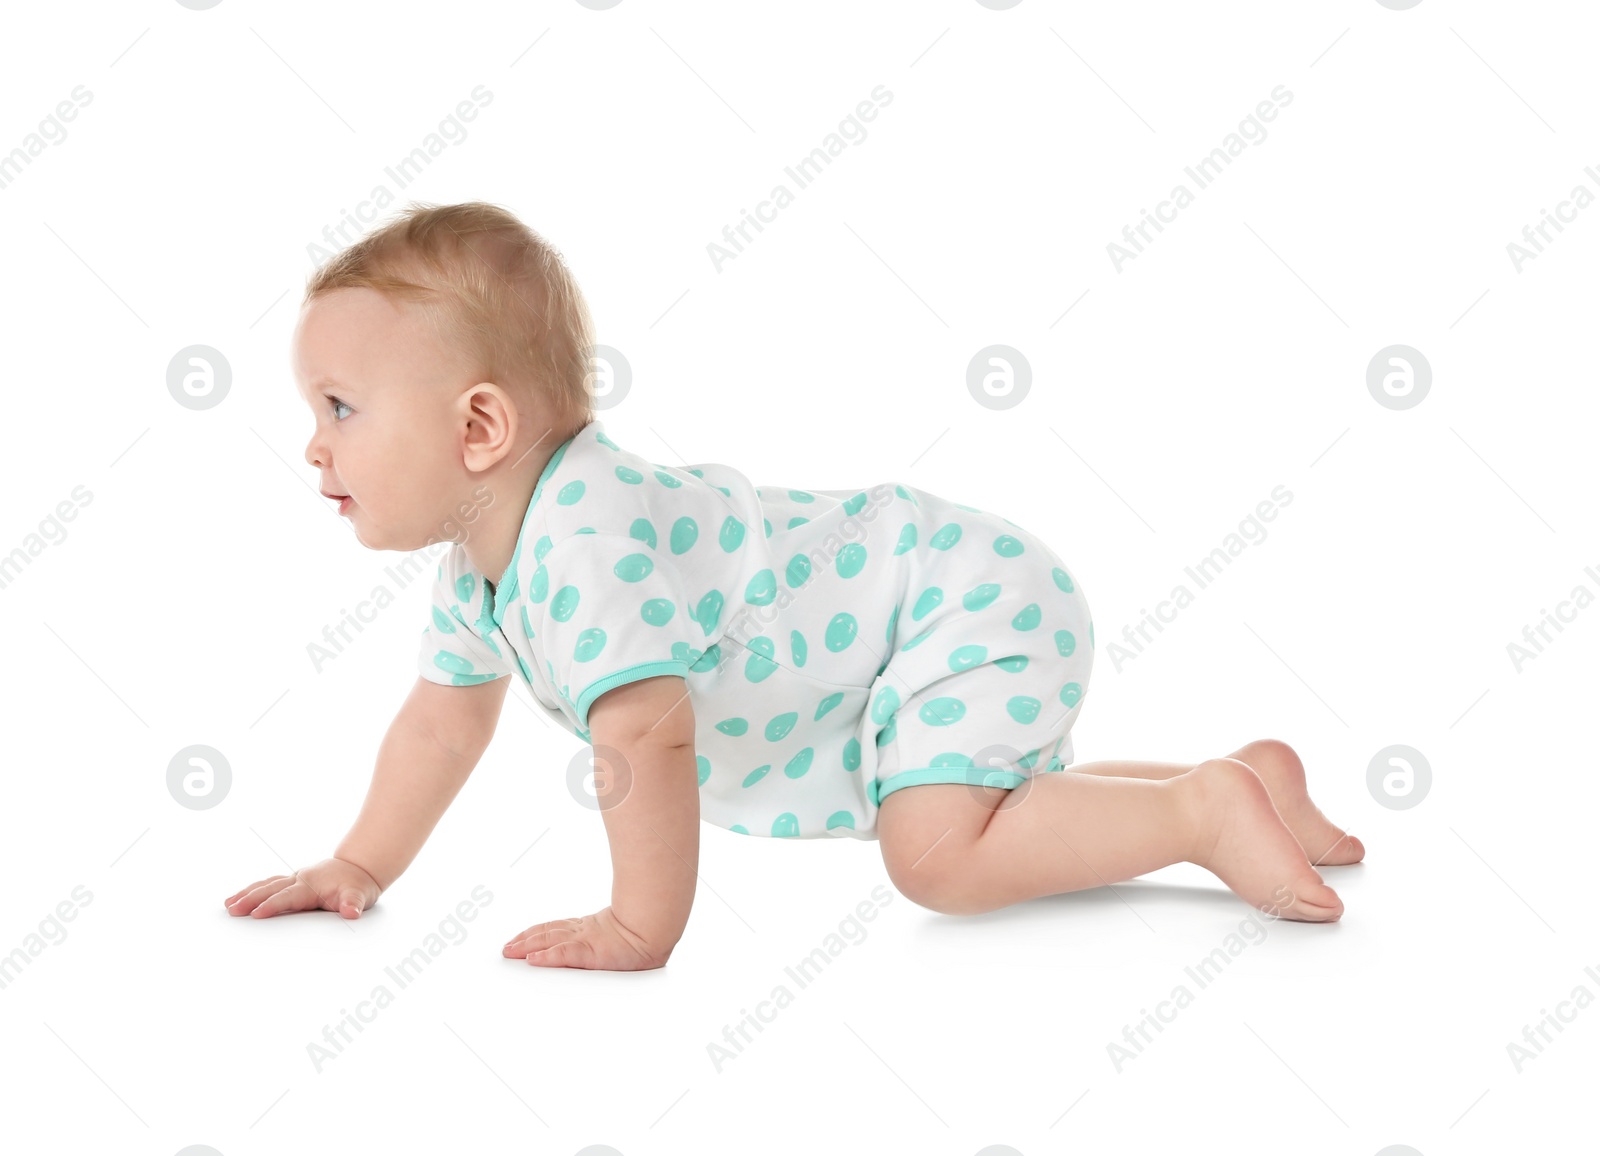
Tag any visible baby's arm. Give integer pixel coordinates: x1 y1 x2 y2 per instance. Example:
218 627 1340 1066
225 675 509 919
503 674 699 969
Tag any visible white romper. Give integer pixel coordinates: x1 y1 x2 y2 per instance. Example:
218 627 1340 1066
417 419 1095 840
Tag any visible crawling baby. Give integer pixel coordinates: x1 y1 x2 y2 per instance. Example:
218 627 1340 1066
225 201 1364 970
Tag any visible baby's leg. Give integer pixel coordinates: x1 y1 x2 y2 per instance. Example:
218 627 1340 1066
877 759 1343 922
1068 738 1364 866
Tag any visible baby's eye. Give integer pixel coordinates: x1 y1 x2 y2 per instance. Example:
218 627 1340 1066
330 397 353 421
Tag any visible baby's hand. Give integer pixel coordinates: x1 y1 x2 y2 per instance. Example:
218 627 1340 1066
502 905 671 971
224 857 382 920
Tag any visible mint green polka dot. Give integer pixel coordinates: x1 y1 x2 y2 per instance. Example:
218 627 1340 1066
1053 567 1074 593
431 605 457 634
615 466 644 485
893 524 917 555
784 748 814 778
825 811 856 831
948 644 987 672
963 584 1001 612
730 824 749 834
454 573 475 602
743 765 770 788
929 523 963 550
641 598 675 626
815 692 843 720
842 491 868 515
1055 630 1076 657
920 697 966 726
696 755 710 786
1018 748 1042 770
515 653 534 683
629 518 657 548
690 643 721 672
694 589 724 635
550 585 579 622
672 641 702 667
745 569 777 605
994 535 1024 557
1012 604 1042 630
790 629 807 667
930 752 974 769
614 553 654 582
763 518 772 537
875 716 898 747
867 778 882 806
556 480 585 505
772 813 800 837
595 431 619 451
716 717 748 736
843 737 861 770
529 564 549 603
870 686 900 724
719 516 747 552
786 554 812 588
884 603 899 644
744 635 778 682
654 469 682 488
670 517 698 554
765 711 798 741
995 654 1029 672
1006 696 1041 724
432 652 475 676
895 484 916 502
825 612 858 651
519 605 533 637
574 627 607 662
1059 682 1083 707
534 535 553 562
836 543 867 578
912 587 943 621
787 516 810 529
900 627 933 652
788 489 814 503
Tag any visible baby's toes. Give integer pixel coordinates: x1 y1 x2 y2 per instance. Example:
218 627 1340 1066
1277 879 1343 922
1311 831 1365 866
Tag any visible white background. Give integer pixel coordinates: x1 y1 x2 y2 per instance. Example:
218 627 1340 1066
2 1 1596 1153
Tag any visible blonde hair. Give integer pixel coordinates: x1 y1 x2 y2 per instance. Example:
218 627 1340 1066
303 200 596 438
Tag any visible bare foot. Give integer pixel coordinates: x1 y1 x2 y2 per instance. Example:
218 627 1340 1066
1181 759 1344 923
1230 739 1365 867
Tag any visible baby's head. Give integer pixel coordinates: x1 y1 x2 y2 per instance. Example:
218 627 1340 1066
292 200 595 551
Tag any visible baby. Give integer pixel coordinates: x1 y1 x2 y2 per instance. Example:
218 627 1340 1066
225 201 1364 970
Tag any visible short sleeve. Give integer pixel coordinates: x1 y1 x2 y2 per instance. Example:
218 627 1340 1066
530 532 702 728
417 556 515 686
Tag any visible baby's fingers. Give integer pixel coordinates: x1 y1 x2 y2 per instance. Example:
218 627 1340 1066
502 918 578 958
224 875 291 911
248 881 317 918
526 937 593 969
